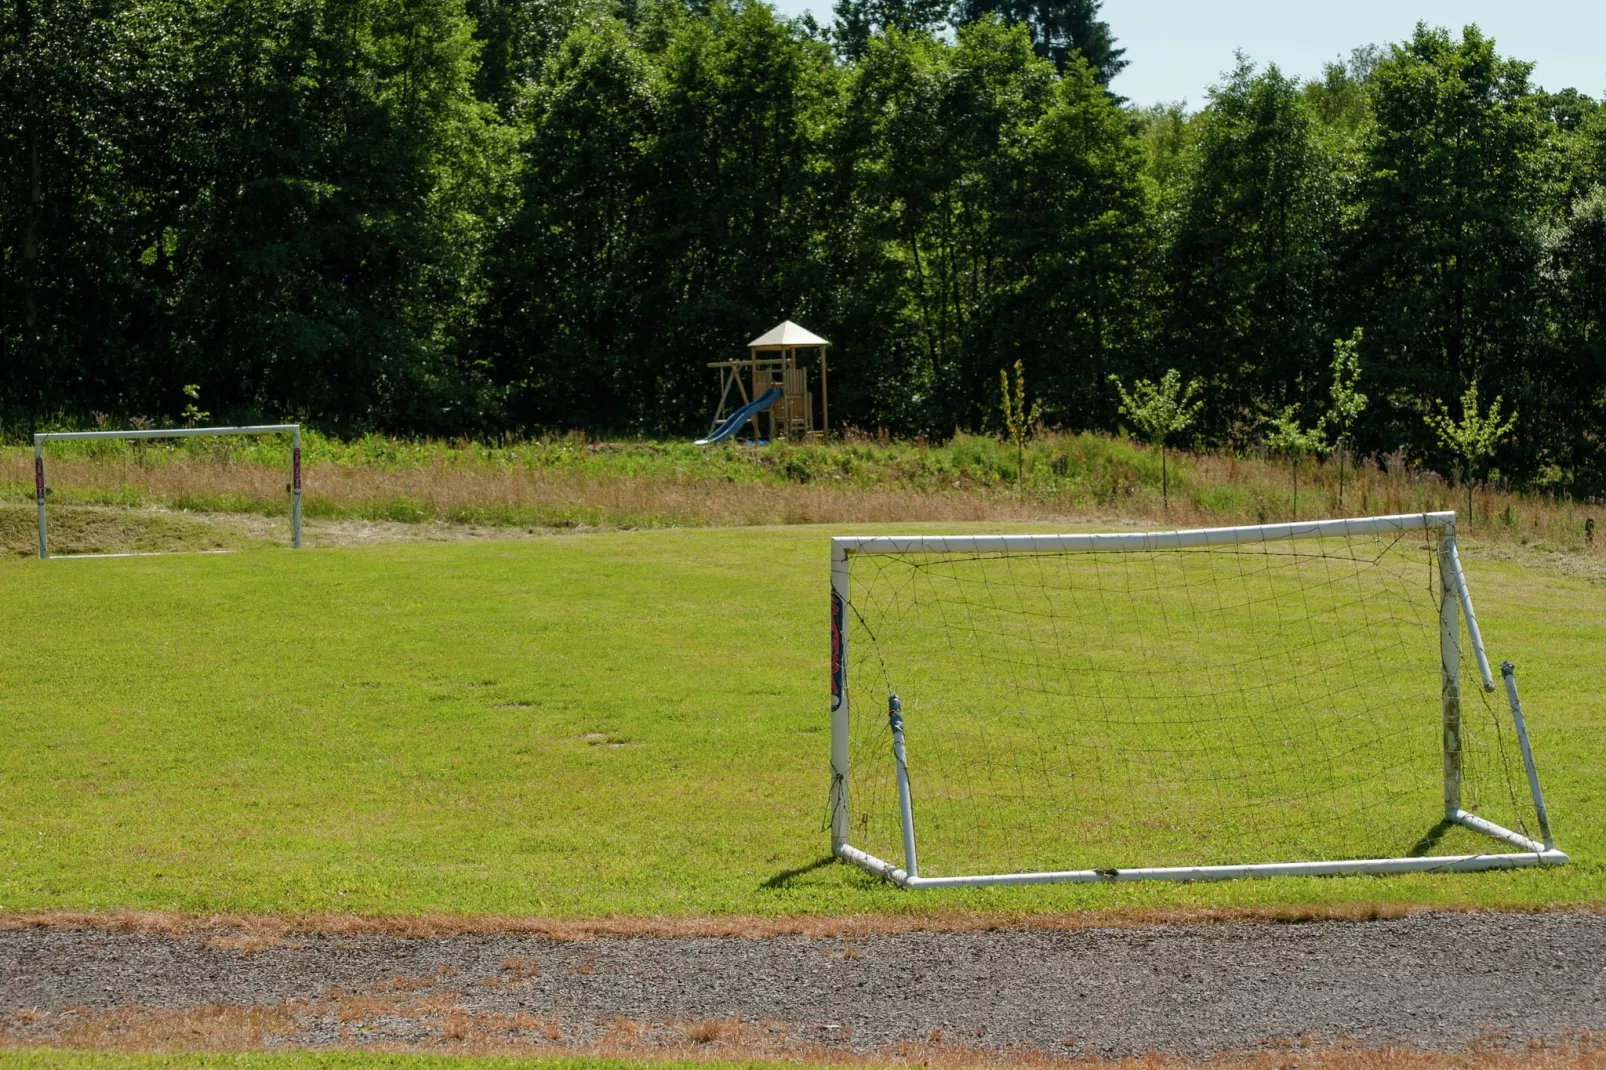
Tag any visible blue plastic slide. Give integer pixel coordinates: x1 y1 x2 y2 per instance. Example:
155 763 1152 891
696 387 782 445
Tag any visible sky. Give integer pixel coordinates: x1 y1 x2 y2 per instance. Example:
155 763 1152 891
771 0 1606 107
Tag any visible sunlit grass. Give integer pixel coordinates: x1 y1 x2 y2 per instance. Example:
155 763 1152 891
0 524 1599 919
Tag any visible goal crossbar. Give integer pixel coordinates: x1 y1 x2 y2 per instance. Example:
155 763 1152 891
33 424 303 559
828 512 1566 888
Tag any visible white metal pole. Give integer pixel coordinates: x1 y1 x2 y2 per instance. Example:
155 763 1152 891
34 436 47 560
1444 533 1495 691
837 815 1565 887
291 425 303 549
888 694 919 879
1448 808 1550 853
1501 661 1555 849
830 542 851 852
832 511 1456 556
33 424 299 442
1439 530 1462 818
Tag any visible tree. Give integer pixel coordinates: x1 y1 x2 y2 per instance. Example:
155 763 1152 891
7 0 1605 474
0 0 160 426
484 18 660 430
831 0 950 61
1327 327 1367 508
1264 406 1327 520
1162 57 1347 439
179 384 209 427
1425 379 1517 525
155 0 511 434
999 359 1041 497
639 2 839 435
1542 184 1606 493
844 20 1053 434
841 18 1145 435
1537 92 1606 494
1301 46 1381 132
1353 24 1546 462
954 0 1126 85
1109 369 1203 510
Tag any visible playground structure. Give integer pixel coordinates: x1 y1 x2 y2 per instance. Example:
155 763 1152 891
697 321 829 445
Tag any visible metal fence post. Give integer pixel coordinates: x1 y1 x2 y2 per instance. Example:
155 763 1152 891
291 425 303 549
34 436 47 560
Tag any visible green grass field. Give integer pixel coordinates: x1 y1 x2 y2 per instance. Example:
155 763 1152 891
0 524 1601 919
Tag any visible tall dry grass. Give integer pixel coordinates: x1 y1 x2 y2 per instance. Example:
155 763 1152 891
2 432 1601 556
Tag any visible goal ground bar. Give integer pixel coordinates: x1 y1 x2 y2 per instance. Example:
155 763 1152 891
836 838 1571 889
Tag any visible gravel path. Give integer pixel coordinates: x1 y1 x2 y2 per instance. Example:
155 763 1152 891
1 912 1603 1059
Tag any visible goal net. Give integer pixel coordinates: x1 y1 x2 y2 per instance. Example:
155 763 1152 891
828 513 1564 887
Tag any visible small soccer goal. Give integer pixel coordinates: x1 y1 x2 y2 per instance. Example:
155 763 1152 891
33 424 304 559
828 512 1565 887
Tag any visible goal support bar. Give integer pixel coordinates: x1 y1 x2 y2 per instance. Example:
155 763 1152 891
34 424 303 559
840 842 1570 889
828 512 1567 887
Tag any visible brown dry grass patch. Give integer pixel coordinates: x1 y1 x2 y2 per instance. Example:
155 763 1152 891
2 1001 1602 1068
42 1003 299 1051
9 442 1604 558
1 901 1597 948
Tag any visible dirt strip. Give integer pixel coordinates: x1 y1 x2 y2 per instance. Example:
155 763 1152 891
1 911 1603 1061
9 900 1604 941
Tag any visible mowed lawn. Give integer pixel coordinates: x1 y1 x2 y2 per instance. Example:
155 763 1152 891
0 524 1601 918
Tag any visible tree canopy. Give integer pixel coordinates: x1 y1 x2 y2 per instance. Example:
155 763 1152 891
4 2 1605 495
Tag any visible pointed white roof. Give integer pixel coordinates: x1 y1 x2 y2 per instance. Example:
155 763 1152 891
749 320 829 348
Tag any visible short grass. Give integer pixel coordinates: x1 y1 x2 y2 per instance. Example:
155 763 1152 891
0 525 1600 918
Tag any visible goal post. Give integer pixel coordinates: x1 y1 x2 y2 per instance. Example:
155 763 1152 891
829 512 1565 888
33 424 303 559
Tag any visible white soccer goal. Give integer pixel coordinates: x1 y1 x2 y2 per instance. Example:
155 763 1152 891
33 424 303 559
828 512 1565 887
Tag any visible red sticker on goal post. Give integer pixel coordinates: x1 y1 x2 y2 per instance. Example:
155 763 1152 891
34 457 45 501
831 591 844 712
292 446 301 491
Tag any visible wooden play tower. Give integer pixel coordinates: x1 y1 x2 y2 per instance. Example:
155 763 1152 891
705 321 830 442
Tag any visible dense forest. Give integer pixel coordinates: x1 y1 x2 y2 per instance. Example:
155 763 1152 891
2 0 1604 491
